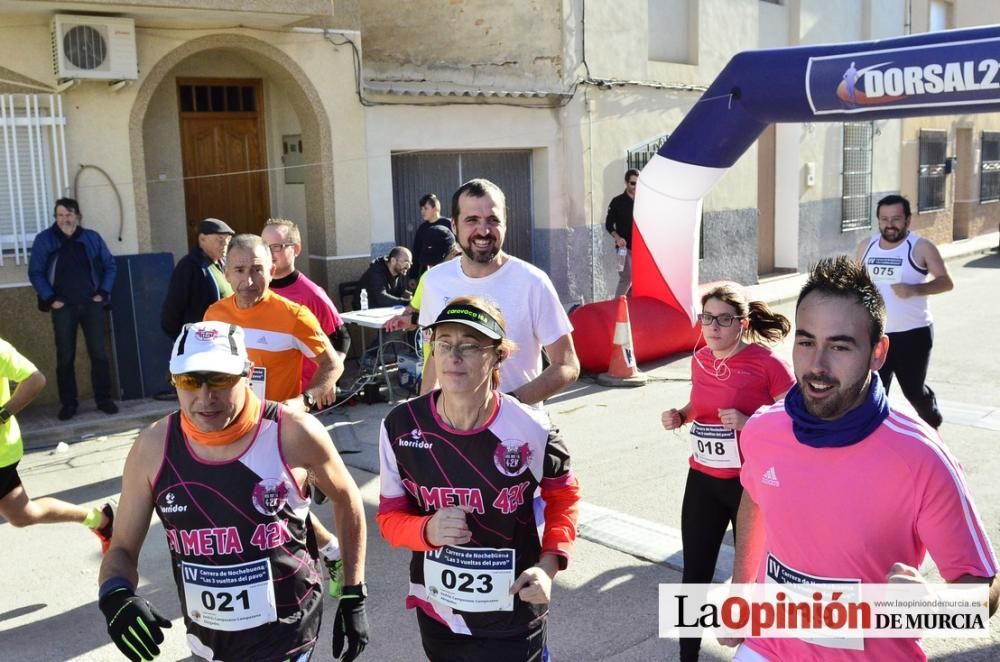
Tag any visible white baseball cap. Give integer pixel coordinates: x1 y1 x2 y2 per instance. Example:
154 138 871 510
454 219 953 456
169 322 249 375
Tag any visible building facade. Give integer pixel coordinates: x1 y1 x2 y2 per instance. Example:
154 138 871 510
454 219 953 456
1 0 997 402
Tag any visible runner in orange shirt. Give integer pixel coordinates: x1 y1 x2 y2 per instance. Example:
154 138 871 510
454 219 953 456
205 234 348 596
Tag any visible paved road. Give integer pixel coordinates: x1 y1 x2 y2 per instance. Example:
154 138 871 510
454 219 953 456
2 251 999 661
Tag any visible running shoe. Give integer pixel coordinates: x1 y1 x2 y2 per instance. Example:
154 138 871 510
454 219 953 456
93 498 117 554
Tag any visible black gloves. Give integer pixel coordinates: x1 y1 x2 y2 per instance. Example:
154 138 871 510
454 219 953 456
99 587 172 661
331 590 369 661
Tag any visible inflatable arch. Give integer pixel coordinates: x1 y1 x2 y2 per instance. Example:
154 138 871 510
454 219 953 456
573 25 1000 373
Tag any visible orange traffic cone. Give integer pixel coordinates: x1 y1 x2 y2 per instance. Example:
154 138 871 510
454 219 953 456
597 296 648 387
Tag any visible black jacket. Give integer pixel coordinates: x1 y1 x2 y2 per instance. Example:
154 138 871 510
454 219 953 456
160 246 226 339
359 256 411 308
411 218 454 276
605 192 634 249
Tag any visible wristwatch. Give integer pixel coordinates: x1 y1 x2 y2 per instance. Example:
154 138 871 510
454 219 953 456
341 583 368 600
302 392 316 410
0 406 11 425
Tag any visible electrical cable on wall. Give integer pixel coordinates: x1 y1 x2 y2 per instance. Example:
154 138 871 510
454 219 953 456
74 164 124 241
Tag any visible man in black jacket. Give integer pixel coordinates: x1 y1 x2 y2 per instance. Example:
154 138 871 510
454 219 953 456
358 247 412 309
605 168 638 298
410 193 454 282
160 218 235 339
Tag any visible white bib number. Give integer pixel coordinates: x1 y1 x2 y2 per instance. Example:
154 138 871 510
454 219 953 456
423 546 515 613
765 553 863 651
866 257 903 284
181 558 276 632
689 422 740 469
249 367 267 401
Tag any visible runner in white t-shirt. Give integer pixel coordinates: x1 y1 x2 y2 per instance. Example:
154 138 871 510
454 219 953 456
418 179 579 407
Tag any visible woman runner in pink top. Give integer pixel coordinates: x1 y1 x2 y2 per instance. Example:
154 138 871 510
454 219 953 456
661 283 794 662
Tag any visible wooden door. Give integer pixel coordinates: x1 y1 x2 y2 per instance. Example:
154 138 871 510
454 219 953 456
178 78 269 246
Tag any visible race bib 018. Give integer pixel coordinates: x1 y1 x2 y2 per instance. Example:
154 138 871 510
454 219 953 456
690 422 740 469
181 558 277 632
424 546 516 613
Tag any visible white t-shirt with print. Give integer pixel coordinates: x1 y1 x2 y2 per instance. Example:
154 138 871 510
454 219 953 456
418 256 573 395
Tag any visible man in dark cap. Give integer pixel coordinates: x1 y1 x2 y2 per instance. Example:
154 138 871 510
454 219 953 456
160 218 236 339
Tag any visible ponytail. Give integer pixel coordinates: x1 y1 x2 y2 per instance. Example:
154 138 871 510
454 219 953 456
745 300 791 345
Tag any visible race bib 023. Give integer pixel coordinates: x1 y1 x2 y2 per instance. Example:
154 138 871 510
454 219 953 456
424 546 516 613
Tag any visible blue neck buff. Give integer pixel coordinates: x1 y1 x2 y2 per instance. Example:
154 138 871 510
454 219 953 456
784 372 889 448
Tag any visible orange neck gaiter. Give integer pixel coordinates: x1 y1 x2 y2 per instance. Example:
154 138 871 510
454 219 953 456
180 387 261 446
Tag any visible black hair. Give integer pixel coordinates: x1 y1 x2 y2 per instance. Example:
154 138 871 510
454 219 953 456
450 179 507 225
876 194 911 219
419 193 440 208
796 255 886 346
625 169 639 182
54 197 81 216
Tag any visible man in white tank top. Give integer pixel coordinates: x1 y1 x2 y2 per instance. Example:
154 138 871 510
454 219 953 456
855 194 953 428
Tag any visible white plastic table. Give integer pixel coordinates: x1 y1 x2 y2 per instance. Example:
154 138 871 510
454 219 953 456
340 307 405 402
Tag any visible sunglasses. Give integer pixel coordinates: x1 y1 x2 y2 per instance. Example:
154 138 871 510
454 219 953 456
171 372 244 391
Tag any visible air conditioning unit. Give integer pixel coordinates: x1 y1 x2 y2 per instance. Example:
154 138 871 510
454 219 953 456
51 15 138 81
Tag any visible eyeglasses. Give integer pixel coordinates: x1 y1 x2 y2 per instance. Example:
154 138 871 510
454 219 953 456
268 243 295 252
430 340 496 359
627 180 638 187
171 372 244 391
697 313 744 327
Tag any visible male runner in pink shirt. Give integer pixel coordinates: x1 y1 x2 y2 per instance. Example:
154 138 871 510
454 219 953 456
730 256 997 661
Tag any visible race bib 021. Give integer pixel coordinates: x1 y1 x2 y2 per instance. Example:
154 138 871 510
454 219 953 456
181 558 277 632
424 546 516 613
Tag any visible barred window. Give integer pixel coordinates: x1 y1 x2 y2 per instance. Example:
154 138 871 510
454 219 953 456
627 134 669 171
918 130 948 212
980 132 1000 202
0 95 69 265
841 122 873 232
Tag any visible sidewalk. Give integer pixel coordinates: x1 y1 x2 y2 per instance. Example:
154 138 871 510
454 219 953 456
18 230 997 451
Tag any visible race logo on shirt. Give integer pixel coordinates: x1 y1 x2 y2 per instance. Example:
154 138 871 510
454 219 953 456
194 327 219 341
159 491 188 514
396 428 432 450
251 478 290 516
494 439 532 477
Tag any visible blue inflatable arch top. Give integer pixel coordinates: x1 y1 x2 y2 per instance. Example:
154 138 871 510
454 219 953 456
634 25 1000 319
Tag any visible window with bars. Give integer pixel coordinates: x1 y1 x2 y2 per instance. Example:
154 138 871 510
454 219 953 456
178 83 257 113
980 132 1000 203
841 122 874 232
627 134 669 171
0 94 69 265
918 130 948 212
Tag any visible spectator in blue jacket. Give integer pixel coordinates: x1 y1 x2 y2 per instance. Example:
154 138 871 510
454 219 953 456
28 198 118 420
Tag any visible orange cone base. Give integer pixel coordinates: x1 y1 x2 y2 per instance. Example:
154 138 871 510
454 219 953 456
596 370 648 387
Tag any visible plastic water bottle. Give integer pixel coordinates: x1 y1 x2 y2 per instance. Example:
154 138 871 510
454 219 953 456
359 288 369 310
616 246 627 272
